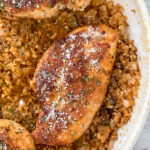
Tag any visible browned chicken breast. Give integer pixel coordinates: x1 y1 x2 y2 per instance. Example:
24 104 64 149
0 119 35 150
1 0 91 19
31 25 118 146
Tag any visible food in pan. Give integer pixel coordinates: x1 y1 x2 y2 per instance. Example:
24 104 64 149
0 0 140 149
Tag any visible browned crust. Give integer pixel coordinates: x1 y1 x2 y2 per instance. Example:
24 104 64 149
0 119 35 150
2 0 68 13
31 25 118 146
1 0 91 19
0 133 18 150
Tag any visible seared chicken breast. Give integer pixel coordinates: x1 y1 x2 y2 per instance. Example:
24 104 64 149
31 25 118 146
0 119 35 150
1 0 91 19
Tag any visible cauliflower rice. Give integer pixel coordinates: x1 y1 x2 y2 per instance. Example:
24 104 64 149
0 0 140 149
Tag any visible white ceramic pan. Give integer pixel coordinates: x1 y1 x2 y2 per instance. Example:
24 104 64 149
111 0 150 150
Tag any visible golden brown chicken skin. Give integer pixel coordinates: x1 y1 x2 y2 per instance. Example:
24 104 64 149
1 0 91 19
31 25 118 146
0 119 35 150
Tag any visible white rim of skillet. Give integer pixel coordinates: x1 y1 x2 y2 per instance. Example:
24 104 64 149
126 0 150 150
1 0 149 149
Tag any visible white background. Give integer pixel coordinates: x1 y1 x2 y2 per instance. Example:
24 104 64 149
133 1 150 150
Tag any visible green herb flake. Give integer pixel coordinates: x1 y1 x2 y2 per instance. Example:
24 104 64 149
73 19 78 27
23 116 28 122
47 31 51 36
109 99 116 105
96 80 101 86
103 119 109 125
81 89 85 94
102 68 106 73
24 42 30 47
83 63 86 67
69 91 73 96
83 76 88 82
71 0 75 4
54 103 59 107
34 4 40 8
20 51 25 56
1 83 6 87
10 121 14 125
7 108 15 115
16 130 23 134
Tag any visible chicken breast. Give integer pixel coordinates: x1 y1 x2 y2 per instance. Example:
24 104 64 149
1 0 91 19
31 25 118 146
0 119 35 150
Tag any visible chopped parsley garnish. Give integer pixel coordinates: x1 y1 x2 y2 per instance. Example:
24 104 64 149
83 76 88 82
8 108 15 115
1 83 6 87
34 4 40 8
96 80 101 86
54 103 59 107
69 91 73 95
102 68 106 73
109 99 116 105
10 121 14 125
83 63 87 67
62 40 67 45
16 130 23 134
102 119 109 125
73 19 78 27
81 89 85 94
71 0 75 4
25 42 30 46
20 51 25 56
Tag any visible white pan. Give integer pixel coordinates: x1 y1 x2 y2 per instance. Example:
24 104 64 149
111 0 150 150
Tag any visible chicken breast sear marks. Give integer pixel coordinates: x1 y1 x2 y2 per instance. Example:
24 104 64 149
31 25 118 146
1 0 91 19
